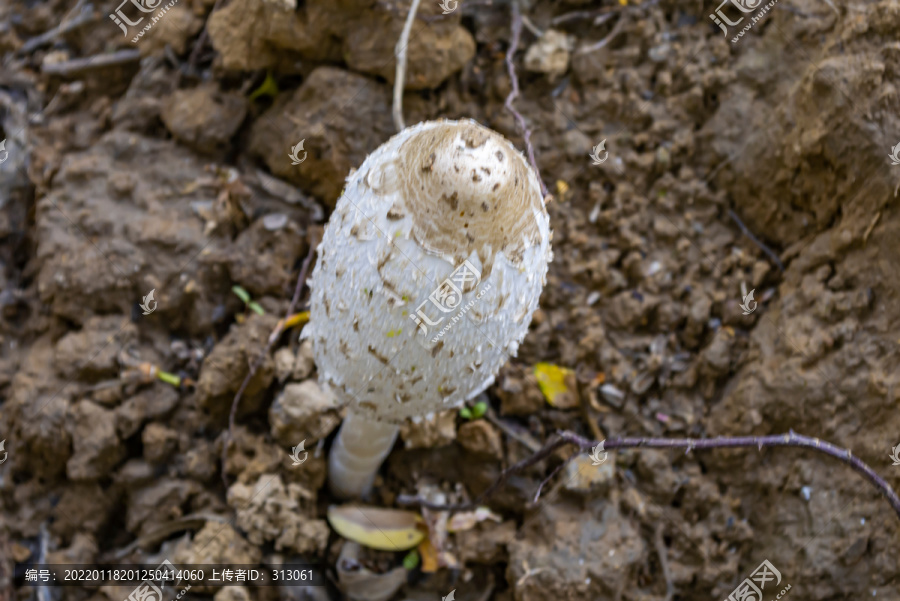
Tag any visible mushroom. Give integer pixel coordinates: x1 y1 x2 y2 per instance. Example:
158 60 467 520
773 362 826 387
304 119 552 498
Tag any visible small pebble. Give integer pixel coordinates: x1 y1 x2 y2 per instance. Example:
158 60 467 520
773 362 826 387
648 43 670 62
600 384 625 405
263 213 288 230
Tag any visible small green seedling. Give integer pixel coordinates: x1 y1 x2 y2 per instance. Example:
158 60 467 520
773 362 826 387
459 400 488 421
249 71 279 102
232 285 265 315
402 549 420 571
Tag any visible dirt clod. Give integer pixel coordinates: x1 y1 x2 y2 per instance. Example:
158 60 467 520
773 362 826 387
161 84 248 155
269 380 341 447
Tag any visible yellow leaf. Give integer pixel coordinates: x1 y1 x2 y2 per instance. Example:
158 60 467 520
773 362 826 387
327 505 427 551
284 311 310 329
534 362 579 409
417 538 439 573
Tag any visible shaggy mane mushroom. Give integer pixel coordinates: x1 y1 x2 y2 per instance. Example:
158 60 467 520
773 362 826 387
303 119 552 498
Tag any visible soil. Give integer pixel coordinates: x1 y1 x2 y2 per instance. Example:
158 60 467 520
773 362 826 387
1 0 899 600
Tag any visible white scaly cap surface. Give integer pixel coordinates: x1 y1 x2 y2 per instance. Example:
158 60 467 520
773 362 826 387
304 119 552 424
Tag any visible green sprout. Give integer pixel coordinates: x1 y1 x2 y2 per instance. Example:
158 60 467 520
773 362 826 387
232 285 265 315
249 72 279 102
402 549 420 571
459 400 488 421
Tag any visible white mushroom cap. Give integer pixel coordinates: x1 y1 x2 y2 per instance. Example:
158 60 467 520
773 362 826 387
304 119 552 424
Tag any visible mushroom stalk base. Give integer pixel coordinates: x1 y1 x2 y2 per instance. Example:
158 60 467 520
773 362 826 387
328 411 400 499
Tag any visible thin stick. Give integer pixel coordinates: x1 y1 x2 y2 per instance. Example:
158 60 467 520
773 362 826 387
19 2 94 55
397 430 900 521
484 408 541 453
532 452 573 503
577 13 627 54
551 8 607 26
728 208 785 272
504 0 550 199
41 49 141 76
392 0 423 131
654 523 675 601
183 0 224 80
220 243 316 489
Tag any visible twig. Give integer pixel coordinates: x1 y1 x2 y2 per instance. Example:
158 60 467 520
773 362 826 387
728 208 785 272
220 243 317 489
392 0 423 131
577 13 628 54
532 453 573 503
399 430 577 512
504 0 550 200
484 408 541 453
182 0 224 81
41 49 141 76
99 513 230 562
19 2 95 55
551 8 607 26
654 523 675 601
520 14 543 38
579 380 606 442
397 430 900 521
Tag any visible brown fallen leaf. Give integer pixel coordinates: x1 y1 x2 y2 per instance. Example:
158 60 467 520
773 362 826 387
447 506 503 532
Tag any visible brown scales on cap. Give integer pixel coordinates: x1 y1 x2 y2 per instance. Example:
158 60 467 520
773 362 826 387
367 121 546 280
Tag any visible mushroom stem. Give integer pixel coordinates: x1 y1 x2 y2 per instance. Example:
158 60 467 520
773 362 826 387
328 410 400 498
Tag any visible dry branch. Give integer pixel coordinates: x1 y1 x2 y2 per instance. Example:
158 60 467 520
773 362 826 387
398 430 900 521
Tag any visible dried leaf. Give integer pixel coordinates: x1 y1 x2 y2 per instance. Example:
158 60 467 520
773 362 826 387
447 506 503 532
327 505 427 551
417 538 439 573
